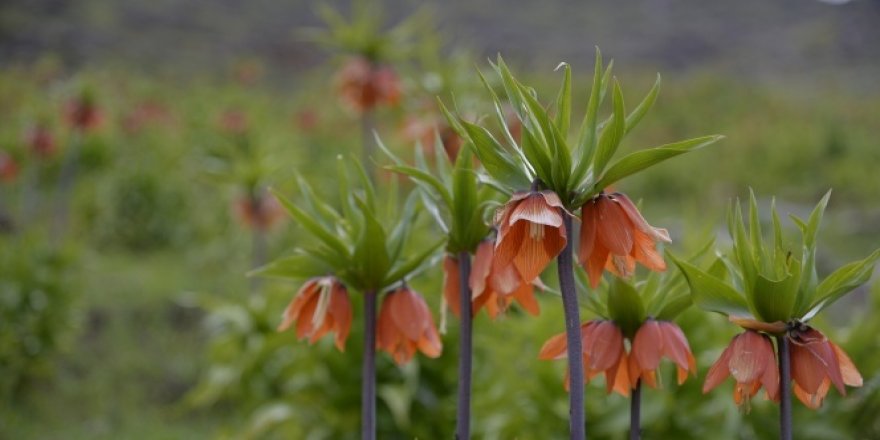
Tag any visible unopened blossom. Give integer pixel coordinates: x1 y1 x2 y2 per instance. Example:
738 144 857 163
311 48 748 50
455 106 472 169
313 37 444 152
278 276 353 351
579 192 670 288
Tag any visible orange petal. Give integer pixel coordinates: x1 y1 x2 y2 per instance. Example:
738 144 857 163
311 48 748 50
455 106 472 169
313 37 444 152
512 281 540 316
513 233 554 283
389 289 428 341
607 352 631 397
614 193 671 243
587 321 624 371
729 331 772 384
632 230 667 272
489 262 524 296
510 194 563 228
538 333 569 360
790 340 830 395
494 222 525 270
330 285 352 351
470 240 494 298
831 342 863 387
596 197 634 255
578 201 598 267
729 316 786 333
659 321 693 374
632 320 664 371
703 337 736 393
443 256 462 318
295 295 318 339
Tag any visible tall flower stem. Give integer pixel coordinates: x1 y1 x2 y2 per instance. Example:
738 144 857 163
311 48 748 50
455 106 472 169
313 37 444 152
51 131 81 244
777 334 792 440
630 379 642 440
557 213 585 440
362 289 377 440
361 109 376 182
455 251 473 439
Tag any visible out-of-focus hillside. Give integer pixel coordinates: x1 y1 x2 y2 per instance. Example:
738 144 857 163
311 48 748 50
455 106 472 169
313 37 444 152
2 0 879 87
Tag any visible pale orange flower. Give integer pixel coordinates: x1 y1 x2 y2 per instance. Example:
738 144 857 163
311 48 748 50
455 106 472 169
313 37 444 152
494 190 568 285
579 192 671 288
629 319 696 388
539 320 631 396
703 330 780 408
335 56 401 114
64 97 103 132
278 276 353 351
0 151 19 183
443 240 541 320
233 194 285 231
789 326 862 409
23 124 57 158
377 286 442 365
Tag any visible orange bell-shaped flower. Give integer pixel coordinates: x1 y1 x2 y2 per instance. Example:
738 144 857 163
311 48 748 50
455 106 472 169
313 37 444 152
539 320 631 396
377 286 442 365
789 326 862 409
579 192 670 288
629 319 696 388
494 190 567 284
703 330 780 408
335 56 401 114
278 276 353 351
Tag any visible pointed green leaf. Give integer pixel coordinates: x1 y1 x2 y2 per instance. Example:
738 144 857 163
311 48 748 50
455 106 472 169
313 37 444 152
554 62 572 137
807 249 880 317
624 73 660 135
383 239 445 287
593 135 722 190
272 188 350 259
607 278 646 338
591 80 626 176
670 252 752 317
654 294 692 321
247 254 331 280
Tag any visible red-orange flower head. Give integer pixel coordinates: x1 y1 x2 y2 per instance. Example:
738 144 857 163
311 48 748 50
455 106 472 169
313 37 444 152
629 319 696 389
704 330 780 409
443 240 541 321
278 276 353 351
64 96 103 132
23 124 57 159
233 194 285 231
494 190 568 286
539 320 631 396
335 56 401 114
579 192 670 288
0 151 20 183
788 325 862 409
377 286 442 365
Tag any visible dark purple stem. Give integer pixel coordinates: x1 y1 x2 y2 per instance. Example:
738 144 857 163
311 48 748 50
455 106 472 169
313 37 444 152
362 290 377 440
455 252 473 439
777 334 792 440
557 213 585 440
630 379 641 440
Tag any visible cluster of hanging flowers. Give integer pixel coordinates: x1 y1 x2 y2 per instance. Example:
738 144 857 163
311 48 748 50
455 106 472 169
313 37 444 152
278 276 353 352
335 56 401 114
539 318 696 395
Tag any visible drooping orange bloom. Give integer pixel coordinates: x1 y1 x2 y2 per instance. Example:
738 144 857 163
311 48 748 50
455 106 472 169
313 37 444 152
23 124 57 158
64 96 103 132
703 330 780 408
788 326 862 409
539 320 631 396
335 56 401 114
218 109 248 136
443 240 541 320
233 193 285 231
0 151 20 183
579 192 671 288
494 190 568 285
278 276 353 351
629 319 696 388
377 286 442 365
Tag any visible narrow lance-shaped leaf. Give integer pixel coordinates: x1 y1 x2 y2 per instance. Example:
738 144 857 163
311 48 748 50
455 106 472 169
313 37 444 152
554 62 572 137
572 48 605 186
591 80 626 177
607 278 646 338
592 135 723 191
272 188 350 259
806 248 880 318
669 252 753 318
624 73 661 135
